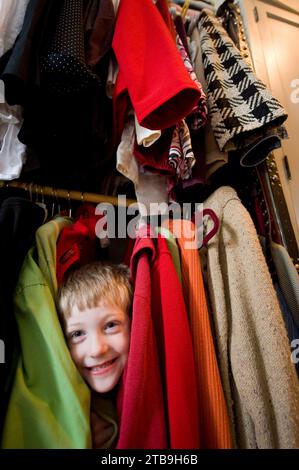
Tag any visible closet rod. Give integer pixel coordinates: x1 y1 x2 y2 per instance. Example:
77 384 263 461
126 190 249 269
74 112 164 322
171 0 214 11
2 181 137 207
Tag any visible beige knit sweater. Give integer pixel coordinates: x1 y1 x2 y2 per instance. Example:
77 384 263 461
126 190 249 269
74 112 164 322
202 186 299 448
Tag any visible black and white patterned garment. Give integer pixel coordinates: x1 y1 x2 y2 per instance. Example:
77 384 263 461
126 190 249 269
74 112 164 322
40 0 100 95
198 10 287 153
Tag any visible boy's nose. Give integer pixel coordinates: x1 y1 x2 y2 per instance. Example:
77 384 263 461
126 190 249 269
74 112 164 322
90 334 109 358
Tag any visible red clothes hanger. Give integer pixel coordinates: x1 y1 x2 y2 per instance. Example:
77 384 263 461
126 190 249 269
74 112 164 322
193 207 220 247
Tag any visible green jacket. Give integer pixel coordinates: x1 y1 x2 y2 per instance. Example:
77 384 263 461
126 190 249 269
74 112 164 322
1 217 92 448
155 226 182 284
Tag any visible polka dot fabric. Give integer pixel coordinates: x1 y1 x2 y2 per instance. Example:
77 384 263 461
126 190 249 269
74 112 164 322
40 0 100 95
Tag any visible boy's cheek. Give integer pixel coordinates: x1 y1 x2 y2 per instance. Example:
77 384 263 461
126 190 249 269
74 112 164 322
69 345 84 366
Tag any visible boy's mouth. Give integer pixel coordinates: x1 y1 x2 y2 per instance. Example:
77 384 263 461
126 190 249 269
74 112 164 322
86 357 118 374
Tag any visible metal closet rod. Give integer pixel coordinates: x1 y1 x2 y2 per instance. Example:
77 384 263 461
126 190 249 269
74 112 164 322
2 181 137 207
171 0 215 11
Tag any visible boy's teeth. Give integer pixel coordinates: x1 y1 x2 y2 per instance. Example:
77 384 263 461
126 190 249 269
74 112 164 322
93 359 114 370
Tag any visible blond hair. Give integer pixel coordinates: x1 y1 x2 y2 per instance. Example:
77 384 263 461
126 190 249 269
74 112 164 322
58 262 132 319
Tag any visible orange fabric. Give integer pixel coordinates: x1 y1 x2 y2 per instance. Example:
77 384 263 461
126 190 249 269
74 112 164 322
165 219 232 449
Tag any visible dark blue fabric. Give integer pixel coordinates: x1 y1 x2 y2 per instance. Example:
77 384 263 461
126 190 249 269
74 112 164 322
275 283 299 377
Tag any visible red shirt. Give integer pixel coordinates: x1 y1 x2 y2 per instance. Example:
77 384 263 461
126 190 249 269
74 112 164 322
56 204 104 285
117 235 168 449
112 0 201 140
117 229 200 449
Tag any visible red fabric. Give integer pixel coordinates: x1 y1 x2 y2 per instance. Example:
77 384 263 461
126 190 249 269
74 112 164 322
117 229 200 449
156 0 177 40
116 234 168 449
112 0 201 138
56 204 103 285
134 128 176 175
151 235 200 449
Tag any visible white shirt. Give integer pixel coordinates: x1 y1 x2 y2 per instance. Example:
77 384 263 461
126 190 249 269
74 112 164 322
0 0 30 57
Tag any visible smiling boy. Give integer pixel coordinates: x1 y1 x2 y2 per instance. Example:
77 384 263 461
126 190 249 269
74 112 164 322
58 262 132 448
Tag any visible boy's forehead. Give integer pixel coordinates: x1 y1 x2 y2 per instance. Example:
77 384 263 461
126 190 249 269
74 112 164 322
66 302 128 322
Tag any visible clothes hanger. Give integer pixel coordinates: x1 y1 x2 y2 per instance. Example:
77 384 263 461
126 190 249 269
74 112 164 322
171 0 214 13
193 207 220 247
181 0 191 18
67 190 72 218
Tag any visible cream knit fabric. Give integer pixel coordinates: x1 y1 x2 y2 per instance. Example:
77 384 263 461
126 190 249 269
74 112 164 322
202 186 299 448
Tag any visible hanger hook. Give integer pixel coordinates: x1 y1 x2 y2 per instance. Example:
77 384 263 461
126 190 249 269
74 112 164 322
41 185 45 205
54 187 61 214
67 190 72 218
35 183 39 203
181 0 190 18
29 182 33 202
51 186 55 218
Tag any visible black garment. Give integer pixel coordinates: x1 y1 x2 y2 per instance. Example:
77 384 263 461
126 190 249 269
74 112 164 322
84 0 115 68
40 0 100 95
0 0 60 106
0 196 46 436
239 134 281 167
174 15 191 60
0 0 112 184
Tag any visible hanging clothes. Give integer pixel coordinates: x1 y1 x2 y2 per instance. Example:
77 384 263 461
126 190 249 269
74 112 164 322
155 226 182 284
0 196 46 434
56 204 105 286
116 116 139 186
201 186 299 448
40 0 100 95
198 10 287 164
134 128 176 176
0 103 26 180
117 227 200 449
270 241 299 330
169 119 195 180
112 0 202 141
1 217 93 449
116 228 168 449
0 0 111 180
134 114 161 148
164 219 232 449
0 0 60 106
0 0 30 58
274 283 299 377
85 0 115 68
0 0 30 180
189 24 228 179
175 34 207 130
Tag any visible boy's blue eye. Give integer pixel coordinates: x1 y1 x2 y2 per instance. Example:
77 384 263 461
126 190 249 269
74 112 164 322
70 330 83 339
105 321 118 331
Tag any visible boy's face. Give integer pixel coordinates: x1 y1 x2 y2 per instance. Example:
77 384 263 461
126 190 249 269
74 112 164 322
65 302 131 393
